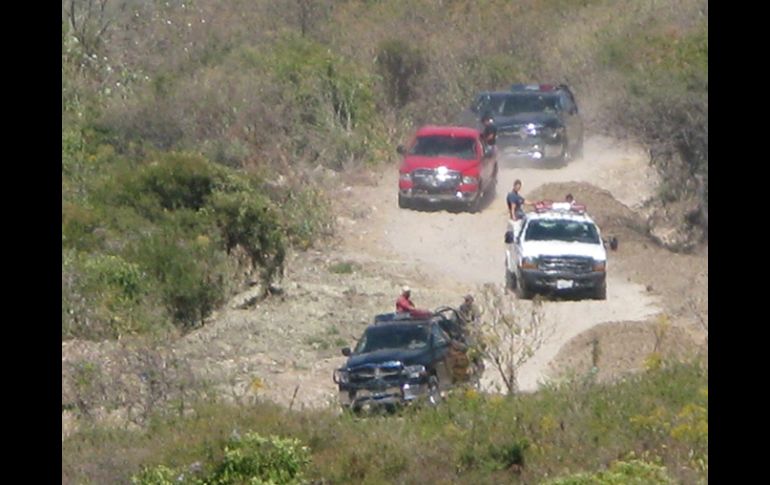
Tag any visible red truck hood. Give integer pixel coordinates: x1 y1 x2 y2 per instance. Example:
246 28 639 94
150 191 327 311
401 155 479 172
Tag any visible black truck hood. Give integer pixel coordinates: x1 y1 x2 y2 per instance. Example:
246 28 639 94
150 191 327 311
345 347 432 369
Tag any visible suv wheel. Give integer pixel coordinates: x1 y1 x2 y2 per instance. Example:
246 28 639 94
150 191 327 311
592 281 607 300
427 375 442 406
558 139 572 165
467 189 482 213
516 273 534 299
398 194 410 209
487 167 498 200
505 268 516 290
575 134 584 159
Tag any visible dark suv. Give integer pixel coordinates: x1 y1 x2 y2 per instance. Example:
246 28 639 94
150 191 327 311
333 308 481 413
460 84 583 164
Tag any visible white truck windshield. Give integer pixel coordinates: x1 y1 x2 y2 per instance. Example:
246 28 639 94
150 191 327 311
524 219 600 244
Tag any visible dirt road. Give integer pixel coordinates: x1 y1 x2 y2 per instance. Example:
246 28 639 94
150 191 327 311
350 135 663 392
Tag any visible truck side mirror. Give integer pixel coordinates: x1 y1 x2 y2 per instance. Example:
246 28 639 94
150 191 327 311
504 230 514 244
341 347 351 356
603 237 619 251
396 145 406 155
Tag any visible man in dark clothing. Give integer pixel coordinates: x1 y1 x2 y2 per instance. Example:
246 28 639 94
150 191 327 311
506 179 531 221
458 294 479 325
481 112 497 147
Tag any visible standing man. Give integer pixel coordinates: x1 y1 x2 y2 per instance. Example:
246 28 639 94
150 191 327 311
506 179 532 221
458 294 480 326
507 179 534 240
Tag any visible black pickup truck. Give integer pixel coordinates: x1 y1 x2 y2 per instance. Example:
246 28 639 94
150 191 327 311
333 308 482 413
459 83 584 164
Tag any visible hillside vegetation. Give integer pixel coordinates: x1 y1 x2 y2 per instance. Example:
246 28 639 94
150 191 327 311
63 0 707 341
62 361 707 484
62 1 707 482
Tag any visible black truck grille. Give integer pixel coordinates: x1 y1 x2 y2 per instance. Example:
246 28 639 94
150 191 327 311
412 168 462 193
538 256 593 274
349 363 404 386
498 125 540 146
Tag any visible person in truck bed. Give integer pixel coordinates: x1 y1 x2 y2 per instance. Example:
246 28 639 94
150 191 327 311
396 286 415 313
395 286 432 318
481 111 497 147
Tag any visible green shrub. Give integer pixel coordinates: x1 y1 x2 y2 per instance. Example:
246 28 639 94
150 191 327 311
264 184 334 250
210 190 286 283
209 433 311 485
132 228 227 330
62 202 104 251
63 145 323 339
376 39 426 109
131 465 179 485
602 20 708 235
474 54 528 91
83 253 145 301
328 261 357 274
487 439 528 471
62 249 165 340
126 153 221 213
543 458 676 485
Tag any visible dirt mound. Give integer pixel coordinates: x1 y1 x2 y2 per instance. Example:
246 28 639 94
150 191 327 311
548 319 707 384
527 181 648 241
644 195 707 253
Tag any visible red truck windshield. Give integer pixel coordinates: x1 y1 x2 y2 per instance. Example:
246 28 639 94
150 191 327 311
410 135 476 160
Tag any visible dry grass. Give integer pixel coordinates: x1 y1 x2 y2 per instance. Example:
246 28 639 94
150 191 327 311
64 360 707 484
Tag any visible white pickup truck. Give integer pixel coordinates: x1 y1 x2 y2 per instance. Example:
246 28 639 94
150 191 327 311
504 202 609 300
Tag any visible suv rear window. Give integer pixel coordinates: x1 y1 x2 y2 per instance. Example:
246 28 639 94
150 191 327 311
500 94 560 116
410 135 477 160
524 219 600 244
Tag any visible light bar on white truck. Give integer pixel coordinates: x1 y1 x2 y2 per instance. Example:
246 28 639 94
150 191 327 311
534 200 586 214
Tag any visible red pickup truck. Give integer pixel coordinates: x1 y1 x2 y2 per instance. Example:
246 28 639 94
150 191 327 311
397 125 498 212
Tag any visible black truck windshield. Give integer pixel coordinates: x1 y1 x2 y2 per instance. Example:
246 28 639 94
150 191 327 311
355 325 430 353
500 94 560 115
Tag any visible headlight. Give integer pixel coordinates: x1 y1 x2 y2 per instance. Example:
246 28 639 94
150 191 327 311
399 172 412 181
593 260 606 272
333 369 349 384
525 123 541 135
403 365 427 379
462 175 479 184
521 257 538 269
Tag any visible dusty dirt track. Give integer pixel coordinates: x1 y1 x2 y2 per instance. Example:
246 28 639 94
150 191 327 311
341 135 667 393
62 134 708 437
